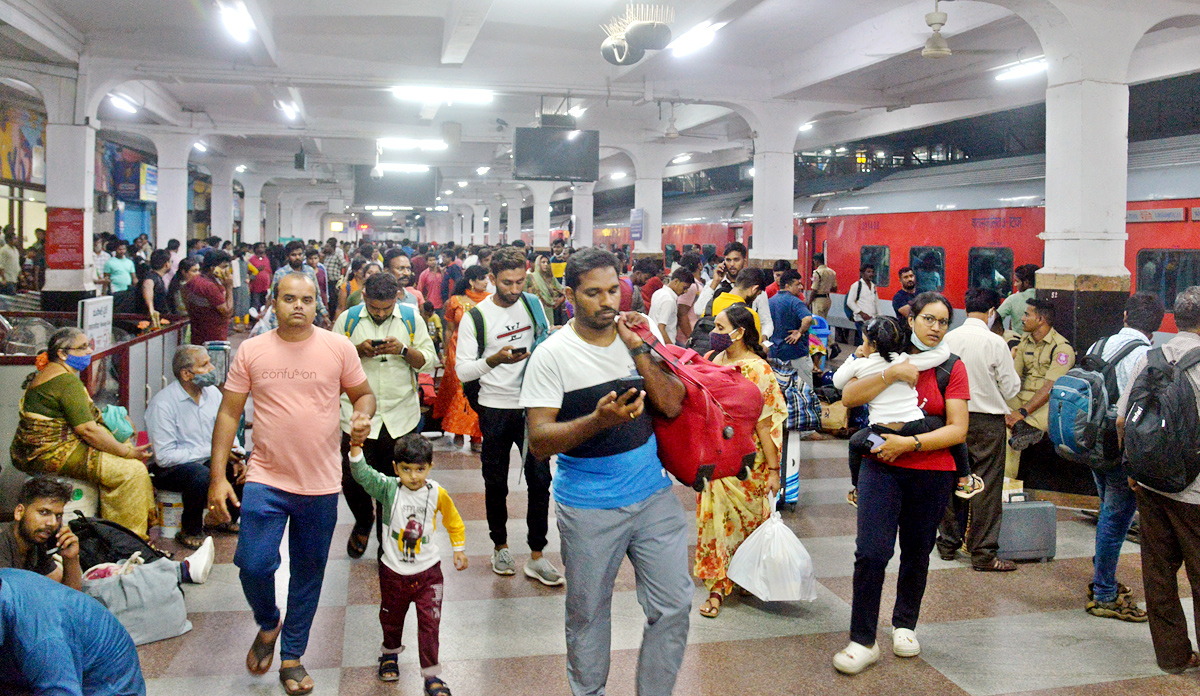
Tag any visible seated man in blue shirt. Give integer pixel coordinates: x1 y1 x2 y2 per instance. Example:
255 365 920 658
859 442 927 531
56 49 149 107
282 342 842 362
768 269 815 387
145 345 244 549
0 568 146 696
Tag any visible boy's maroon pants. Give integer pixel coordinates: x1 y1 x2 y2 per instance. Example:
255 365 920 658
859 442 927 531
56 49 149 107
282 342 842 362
379 561 444 676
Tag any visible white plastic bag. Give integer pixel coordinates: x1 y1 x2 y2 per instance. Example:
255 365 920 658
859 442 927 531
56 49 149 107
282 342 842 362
727 511 818 602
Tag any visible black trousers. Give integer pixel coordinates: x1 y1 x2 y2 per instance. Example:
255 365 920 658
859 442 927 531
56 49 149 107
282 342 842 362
1136 486 1200 672
150 459 242 536
340 423 413 542
937 413 1007 564
476 405 552 551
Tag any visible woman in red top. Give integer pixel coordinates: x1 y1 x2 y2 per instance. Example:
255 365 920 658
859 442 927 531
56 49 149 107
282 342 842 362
832 292 968 675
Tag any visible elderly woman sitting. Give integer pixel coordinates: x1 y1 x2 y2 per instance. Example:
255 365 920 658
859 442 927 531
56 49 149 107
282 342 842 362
10 327 156 539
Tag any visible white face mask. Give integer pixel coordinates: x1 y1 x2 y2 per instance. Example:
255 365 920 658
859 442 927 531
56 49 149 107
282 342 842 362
986 309 997 329
910 332 937 351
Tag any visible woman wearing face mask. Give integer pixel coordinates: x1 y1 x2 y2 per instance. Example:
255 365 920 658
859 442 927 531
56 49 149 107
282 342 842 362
831 292 968 676
11 327 156 539
694 304 787 618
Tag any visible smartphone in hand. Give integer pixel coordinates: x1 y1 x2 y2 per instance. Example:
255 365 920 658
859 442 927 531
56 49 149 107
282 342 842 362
511 346 528 356
615 374 645 394
866 432 887 450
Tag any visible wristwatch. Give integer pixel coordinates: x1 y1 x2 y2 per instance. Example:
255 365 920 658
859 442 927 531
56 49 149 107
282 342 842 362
1018 407 1028 417
400 345 409 360
629 343 652 358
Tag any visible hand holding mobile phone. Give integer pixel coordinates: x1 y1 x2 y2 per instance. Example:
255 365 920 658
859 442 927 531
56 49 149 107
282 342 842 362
511 347 528 356
615 375 645 394
866 432 886 450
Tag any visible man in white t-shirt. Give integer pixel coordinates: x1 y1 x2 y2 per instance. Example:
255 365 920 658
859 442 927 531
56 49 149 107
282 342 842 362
455 247 560 586
648 268 694 344
845 264 878 346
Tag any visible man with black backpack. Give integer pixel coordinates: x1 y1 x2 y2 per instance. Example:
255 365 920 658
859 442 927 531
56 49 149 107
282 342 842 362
1081 293 1162 622
1117 286 1200 673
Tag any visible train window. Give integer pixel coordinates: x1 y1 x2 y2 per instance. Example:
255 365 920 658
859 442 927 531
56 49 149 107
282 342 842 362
701 244 717 262
909 246 945 293
1137 249 1200 311
860 246 890 286
968 248 1013 296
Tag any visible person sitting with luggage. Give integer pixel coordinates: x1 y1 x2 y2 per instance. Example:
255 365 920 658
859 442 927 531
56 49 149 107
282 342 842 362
0 568 147 696
10 328 157 541
834 315 984 507
694 304 787 618
347 433 466 691
145 345 246 549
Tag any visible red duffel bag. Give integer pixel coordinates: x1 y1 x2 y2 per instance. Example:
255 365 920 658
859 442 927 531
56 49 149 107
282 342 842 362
633 324 763 491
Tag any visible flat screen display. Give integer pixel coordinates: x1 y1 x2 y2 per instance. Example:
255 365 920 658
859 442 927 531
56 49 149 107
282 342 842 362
353 166 438 207
513 127 599 182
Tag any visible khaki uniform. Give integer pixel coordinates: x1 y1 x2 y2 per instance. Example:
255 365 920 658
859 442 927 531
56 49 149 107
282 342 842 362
810 265 837 319
1005 327 1075 477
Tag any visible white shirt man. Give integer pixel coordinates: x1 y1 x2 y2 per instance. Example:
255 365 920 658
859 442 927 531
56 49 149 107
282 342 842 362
648 269 695 344
845 267 879 322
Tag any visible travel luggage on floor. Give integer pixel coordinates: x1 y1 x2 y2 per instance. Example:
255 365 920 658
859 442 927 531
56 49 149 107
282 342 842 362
997 497 1057 562
770 359 821 432
69 510 166 571
779 430 801 509
82 554 191 645
1123 347 1200 493
1047 336 1146 470
633 324 762 491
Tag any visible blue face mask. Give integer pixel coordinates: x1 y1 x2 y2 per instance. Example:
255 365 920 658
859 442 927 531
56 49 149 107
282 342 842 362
192 369 220 388
709 330 733 354
910 332 937 351
64 353 92 372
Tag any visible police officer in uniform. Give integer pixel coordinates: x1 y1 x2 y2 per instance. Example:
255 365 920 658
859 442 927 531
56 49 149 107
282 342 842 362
808 253 837 319
1004 298 1075 479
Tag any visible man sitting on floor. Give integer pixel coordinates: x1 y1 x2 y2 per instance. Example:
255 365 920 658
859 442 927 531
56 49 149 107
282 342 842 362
146 345 245 548
0 477 83 590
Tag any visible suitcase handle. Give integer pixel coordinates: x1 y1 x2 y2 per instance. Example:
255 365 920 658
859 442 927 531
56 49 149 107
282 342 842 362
631 323 733 425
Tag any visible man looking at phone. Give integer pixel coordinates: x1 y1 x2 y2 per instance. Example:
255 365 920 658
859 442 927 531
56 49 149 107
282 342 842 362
334 272 436 558
521 247 690 696
456 247 560 585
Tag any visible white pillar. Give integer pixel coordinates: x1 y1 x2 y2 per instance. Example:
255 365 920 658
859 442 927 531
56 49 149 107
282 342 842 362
148 133 195 253
505 195 524 243
487 200 503 245
526 181 557 250
734 101 807 261
208 159 235 242
472 204 487 245
278 193 296 241
625 144 682 255
263 186 281 243
44 123 97 293
238 175 269 244
572 182 595 248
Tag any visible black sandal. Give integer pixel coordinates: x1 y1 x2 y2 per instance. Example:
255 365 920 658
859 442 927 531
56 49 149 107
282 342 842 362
346 530 370 559
425 676 453 696
279 664 314 695
377 654 400 682
245 622 281 675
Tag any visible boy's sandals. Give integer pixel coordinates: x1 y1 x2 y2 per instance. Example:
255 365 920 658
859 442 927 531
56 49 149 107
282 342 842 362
425 676 453 696
245 621 282 675
699 591 723 618
279 664 314 696
346 530 370 559
377 654 400 682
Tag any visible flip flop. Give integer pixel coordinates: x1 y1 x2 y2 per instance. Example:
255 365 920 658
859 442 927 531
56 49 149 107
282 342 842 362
279 664 314 695
699 591 723 618
245 621 281 676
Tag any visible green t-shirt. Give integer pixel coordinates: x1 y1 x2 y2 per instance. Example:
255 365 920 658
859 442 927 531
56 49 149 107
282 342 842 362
998 287 1036 337
105 256 136 292
23 373 96 427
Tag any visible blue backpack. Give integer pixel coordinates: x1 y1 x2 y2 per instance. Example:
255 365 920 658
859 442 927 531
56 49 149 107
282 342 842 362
1048 336 1146 470
343 302 418 343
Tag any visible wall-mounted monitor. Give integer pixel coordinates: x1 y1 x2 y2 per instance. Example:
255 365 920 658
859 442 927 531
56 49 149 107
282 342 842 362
353 166 438 207
513 127 599 182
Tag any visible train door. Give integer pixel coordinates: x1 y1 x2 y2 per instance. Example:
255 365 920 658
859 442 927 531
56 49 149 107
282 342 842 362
664 244 678 267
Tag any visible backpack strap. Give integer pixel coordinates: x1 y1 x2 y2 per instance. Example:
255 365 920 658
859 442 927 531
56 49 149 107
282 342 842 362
519 292 549 345
468 306 486 360
934 354 960 398
1096 336 1149 401
396 303 417 344
344 303 365 339
1171 346 1200 375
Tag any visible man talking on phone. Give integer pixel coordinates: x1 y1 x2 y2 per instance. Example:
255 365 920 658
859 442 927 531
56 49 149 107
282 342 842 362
333 271 436 558
456 247 560 585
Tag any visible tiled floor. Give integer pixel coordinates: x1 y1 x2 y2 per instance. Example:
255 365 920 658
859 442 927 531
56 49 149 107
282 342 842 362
139 436 1200 695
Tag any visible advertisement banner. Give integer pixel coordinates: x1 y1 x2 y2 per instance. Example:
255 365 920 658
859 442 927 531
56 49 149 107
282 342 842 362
46 207 86 270
78 295 113 351
140 164 158 202
630 208 644 241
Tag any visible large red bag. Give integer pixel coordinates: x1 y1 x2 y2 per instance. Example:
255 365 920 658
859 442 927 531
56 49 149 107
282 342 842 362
633 324 763 491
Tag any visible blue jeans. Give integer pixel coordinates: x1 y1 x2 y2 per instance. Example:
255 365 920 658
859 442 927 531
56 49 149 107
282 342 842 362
1091 465 1138 602
234 482 339 661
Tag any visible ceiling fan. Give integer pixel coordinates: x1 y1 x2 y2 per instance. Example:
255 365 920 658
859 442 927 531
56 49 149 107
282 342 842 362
645 102 724 143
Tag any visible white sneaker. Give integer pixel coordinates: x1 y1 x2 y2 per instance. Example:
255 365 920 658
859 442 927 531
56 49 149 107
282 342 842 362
185 536 215 584
523 557 565 586
490 548 517 576
832 641 880 675
891 627 920 657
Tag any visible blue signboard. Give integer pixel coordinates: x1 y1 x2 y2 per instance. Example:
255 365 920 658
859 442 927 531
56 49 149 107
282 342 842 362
630 208 644 241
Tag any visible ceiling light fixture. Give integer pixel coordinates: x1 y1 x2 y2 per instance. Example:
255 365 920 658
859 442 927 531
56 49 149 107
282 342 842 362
235 164 247 173
391 86 494 105
377 138 448 151
568 105 587 118
748 167 755 177
376 163 431 173
109 94 138 114
476 166 490 175
610 171 627 181
443 189 454 195
371 210 393 217
995 58 1048 81
671 154 692 164
799 122 814 132
457 180 468 187
835 147 848 154
193 141 208 153
278 101 298 120
667 21 727 57
218 1 256 44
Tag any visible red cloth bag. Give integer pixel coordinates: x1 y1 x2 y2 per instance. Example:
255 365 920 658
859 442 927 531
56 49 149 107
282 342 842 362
633 324 763 491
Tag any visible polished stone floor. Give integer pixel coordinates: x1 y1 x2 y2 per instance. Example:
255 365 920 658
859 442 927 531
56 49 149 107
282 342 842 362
138 436 1199 696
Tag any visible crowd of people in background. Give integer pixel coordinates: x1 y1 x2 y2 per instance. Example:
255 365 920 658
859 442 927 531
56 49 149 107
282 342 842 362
6 228 1200 694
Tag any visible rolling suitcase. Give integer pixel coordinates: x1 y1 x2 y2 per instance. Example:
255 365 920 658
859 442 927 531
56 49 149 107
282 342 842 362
997 496 1057 562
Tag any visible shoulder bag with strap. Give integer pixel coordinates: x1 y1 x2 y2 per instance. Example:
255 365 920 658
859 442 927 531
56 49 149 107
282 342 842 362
843 280 864 322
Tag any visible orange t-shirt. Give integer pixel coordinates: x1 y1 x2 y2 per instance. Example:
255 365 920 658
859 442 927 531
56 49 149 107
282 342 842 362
225 328 368 495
